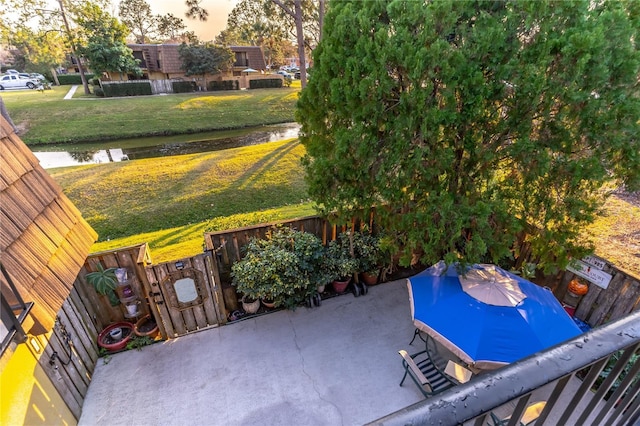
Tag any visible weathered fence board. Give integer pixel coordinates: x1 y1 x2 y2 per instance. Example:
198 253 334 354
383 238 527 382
144 253 224 337
561 259 640 327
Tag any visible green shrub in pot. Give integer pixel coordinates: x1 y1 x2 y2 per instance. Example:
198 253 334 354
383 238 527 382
323 234 359 282
231 227 325 310
351 228 385 275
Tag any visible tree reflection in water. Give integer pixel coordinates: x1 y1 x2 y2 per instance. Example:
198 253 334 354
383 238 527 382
69 151 98 163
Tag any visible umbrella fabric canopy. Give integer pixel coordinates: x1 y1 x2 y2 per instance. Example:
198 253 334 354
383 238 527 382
408 262 582 369
242 68 258 73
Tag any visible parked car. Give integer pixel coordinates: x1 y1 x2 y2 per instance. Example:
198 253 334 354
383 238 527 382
276 70 292 78
29 73 47 82
0 74 39 90
294 69 310 80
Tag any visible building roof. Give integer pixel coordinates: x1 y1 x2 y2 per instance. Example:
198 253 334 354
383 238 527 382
0 116 97 329
229 45 267 71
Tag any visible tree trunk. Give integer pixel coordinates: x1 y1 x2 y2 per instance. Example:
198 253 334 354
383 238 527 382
271 0 307 88
50 68 60 86
319 0 325 42
294 0 307 88
58 0 90 95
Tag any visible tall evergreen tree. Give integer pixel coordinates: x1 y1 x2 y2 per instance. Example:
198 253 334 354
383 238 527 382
297 0 640 271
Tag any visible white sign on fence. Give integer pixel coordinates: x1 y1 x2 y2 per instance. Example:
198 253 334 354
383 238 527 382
567 259 613 289
581 255 606 270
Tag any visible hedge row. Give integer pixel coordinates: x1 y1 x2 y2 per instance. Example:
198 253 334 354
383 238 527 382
172 81 197 93
249 79 283 89
57 74 94 85
208 80 239 91
102 82 152 97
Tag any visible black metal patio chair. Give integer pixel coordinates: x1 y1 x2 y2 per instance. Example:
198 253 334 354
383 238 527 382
398 347 456 397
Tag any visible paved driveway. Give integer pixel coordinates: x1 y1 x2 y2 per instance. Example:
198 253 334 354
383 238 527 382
79 279 423 426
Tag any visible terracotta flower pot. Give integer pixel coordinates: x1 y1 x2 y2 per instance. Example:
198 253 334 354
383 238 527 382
361 271 378 286
262 298 276 309
242 296 260 314
134 315 159 338
332 277 351 293
98 322 134 352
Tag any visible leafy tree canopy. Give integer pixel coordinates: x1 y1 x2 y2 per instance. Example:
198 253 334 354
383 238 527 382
0 0 110 76
297 0 640 272
178 42 233 77
216 0 296 68
119 0 189 43
75 3 141 77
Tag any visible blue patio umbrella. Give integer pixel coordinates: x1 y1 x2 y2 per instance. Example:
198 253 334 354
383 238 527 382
407 262 582 370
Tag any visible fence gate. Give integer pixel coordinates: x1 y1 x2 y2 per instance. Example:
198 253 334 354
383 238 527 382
144 252 226 338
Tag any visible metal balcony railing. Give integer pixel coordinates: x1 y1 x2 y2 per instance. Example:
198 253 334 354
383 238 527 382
1 263 34 355
369 309 640 426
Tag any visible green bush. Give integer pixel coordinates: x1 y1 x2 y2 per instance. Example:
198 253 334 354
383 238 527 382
249 79 283 89
57 74 94 85
208 80 239 91
94 87 105 97
351 228 385 274
91 78 101 86
323 235 359 281
231 227 325 310
172 81 197 93
102 81 152 97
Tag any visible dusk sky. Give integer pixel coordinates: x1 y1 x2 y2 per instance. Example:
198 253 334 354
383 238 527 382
40 0 240 41
149 0 239 41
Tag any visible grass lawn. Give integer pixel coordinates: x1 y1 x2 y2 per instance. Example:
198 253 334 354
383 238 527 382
49 139 315 263
2 85 299 144
585 193 640 277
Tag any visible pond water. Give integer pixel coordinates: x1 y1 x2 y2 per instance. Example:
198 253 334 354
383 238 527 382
31 122 301 169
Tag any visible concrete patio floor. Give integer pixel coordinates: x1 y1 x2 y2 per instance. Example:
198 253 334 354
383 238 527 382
79 279 425 426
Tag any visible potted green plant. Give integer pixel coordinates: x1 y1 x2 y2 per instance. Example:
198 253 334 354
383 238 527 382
351 229 384 285
231 227 324 311
324 236 359 293
85 263 120 306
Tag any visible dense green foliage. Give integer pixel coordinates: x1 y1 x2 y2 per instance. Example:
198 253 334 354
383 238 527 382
249 78 284 89
57 74 95 85
297 0 640 271
207 80 239 91
172 81 197 93
178 43 234 78
232 227 325 309
102 81 152 97
75 3 141 78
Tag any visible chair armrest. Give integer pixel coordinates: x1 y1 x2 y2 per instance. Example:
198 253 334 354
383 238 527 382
445 360 472 384
399 350 429 386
